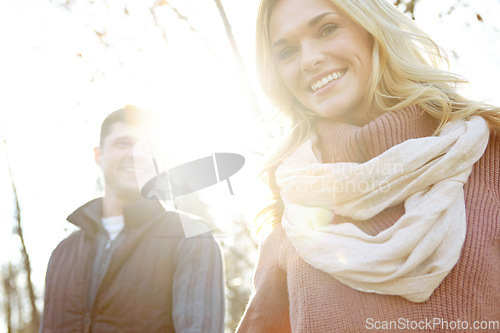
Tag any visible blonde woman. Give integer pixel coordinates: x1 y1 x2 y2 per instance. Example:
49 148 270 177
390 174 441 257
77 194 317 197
237 0 500 331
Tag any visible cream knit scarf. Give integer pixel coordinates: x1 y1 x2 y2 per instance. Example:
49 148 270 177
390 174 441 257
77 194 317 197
276 116 489 302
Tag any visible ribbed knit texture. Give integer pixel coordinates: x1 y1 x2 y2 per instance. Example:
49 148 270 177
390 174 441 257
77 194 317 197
237 106 500 333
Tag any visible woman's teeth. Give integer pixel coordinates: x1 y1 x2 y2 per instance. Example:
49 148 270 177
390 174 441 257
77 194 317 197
311 71 345 92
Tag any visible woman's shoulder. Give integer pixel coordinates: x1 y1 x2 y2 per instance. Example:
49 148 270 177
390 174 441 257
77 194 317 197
259 223 287 256
483 127 500 161
488 126 500 147
253 223 292 275
471 126 500 202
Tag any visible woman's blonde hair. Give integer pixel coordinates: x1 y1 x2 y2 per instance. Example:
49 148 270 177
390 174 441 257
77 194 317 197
256 0 500 230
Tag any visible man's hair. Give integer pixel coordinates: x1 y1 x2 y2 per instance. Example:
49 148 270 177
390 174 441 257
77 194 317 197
99 105 155 146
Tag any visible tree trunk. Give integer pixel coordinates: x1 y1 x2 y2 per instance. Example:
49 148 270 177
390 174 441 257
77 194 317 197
2 132 40 332
2 263 14 333
213 0 262 120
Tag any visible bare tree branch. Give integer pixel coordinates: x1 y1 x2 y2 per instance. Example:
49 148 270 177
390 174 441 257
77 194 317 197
213 0 262 119
2 263 16 333
14 206 40 332
393 0 418 19
148 6 169 44
154 0 221 58
1 129 40 332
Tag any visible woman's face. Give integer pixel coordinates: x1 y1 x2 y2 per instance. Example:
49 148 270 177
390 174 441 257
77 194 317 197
269 0 374 124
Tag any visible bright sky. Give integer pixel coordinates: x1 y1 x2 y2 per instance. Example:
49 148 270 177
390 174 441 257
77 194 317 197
0 0 499 330
0 0 266 318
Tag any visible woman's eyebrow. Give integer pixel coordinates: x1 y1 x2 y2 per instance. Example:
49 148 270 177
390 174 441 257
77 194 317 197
308 12 336 28
271 12 337 50
271 38 288 50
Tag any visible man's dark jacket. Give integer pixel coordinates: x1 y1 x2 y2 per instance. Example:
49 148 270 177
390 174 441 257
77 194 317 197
41 198 189 332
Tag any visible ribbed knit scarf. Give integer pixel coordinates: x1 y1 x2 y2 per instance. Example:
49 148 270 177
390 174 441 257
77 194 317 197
276 116 490 302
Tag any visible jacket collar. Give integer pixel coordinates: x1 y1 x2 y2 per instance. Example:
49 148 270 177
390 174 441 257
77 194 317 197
67 197 165 233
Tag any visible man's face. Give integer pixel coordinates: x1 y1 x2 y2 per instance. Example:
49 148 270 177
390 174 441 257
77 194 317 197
94 122 155 202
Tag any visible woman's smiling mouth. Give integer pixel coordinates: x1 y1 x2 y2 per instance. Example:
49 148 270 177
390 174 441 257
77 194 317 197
310 70 346 93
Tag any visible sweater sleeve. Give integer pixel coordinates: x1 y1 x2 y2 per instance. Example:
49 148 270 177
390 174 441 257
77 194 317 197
172 232 225 333
236 227 291 333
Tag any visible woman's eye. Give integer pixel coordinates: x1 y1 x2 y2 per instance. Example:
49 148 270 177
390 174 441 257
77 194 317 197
278 47 297 61
320 24 339 37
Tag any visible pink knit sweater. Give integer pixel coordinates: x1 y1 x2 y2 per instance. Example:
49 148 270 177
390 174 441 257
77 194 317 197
238 107 500 332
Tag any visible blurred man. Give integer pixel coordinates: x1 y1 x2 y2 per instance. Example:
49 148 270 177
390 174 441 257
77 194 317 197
40 105 224 332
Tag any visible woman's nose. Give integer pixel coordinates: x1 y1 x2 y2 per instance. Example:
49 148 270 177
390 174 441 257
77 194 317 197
300 40 326 72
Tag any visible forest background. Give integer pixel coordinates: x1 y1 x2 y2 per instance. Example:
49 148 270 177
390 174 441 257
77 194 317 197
0 0 499 332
